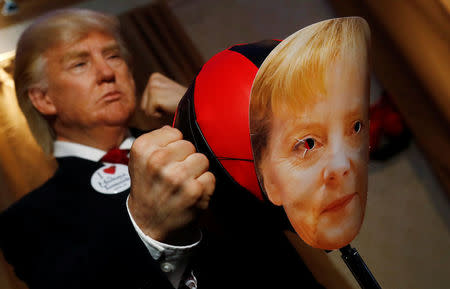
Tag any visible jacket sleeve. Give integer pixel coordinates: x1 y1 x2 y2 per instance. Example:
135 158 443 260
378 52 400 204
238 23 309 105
0 188 175 289
87 192 175 289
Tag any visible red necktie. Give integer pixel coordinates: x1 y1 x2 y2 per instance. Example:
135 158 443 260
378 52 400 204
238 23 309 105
100 148 130 165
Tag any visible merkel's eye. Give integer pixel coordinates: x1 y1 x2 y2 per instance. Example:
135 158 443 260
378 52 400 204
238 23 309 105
354 121 362 133
294 137 316 151
304 138 315 149
294 137 319 158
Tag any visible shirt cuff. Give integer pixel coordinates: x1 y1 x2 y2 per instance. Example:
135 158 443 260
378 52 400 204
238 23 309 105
125 195 201 260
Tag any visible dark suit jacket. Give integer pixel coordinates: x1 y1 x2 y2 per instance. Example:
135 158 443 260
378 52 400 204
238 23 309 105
0 157 174 289
0 156 324 289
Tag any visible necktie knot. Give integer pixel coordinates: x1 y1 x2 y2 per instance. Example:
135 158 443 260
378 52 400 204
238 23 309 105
100 148 130 165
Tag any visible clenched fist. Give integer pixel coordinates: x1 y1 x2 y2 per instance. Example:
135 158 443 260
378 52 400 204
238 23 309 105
140 72 187 118
128 126 215 244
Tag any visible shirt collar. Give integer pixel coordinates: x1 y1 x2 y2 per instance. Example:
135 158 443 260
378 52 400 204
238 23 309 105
53 136 135 162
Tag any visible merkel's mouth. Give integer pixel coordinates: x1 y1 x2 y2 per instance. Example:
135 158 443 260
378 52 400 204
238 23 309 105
322 193 357 214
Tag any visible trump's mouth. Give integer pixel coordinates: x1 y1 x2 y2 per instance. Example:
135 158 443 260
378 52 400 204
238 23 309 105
322 193 357 214
102 90 121 102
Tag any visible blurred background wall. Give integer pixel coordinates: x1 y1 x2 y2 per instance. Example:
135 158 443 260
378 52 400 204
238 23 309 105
0 1 448 288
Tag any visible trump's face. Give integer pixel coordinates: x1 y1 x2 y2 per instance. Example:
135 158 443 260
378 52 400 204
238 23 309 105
42 31 136 131
258 58 369 249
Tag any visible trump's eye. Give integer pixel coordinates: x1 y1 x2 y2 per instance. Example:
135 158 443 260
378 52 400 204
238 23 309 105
353 121 362 133
294 137 320 158
107 53 121 60
69 61 88 73
74 62 86 68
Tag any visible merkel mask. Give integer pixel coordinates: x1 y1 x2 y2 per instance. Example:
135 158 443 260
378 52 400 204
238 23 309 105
175 17 370 251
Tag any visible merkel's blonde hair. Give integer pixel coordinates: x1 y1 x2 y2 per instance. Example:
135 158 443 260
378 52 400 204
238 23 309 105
250 17 370 165
14 9 130 154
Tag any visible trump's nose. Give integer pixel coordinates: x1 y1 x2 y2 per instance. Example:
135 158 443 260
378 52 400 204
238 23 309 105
95 58 115 84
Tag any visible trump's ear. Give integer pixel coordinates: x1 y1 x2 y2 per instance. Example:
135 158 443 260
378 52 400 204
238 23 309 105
28 87 57 115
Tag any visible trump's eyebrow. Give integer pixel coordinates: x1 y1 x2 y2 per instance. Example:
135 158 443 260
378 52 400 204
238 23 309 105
61 51 89 64
101 43 121 55
61 42 120 64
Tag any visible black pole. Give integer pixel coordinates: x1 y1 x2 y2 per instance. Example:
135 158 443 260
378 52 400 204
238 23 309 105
339 245 382 289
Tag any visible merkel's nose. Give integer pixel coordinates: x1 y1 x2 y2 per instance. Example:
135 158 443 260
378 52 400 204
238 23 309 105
323 151 351 188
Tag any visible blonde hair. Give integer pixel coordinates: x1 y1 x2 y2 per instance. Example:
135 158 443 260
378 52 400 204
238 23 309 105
14 8 130 154
250 17 370 165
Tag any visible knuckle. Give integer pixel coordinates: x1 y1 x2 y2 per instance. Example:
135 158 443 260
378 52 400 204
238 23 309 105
206 171 216 186
148 72 163 87
132 131 163 153
195 153 209 168
185 180 203 199
198 172 215 195
130 136 151 160
161 165 186 187
130 136 145 154
150 148 168 163
146 148 167 174
140 99 146 109
143 105 154 115
179 140 196 154
162 126 183 140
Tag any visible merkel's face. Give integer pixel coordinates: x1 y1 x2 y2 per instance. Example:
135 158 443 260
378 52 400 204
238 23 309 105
259 59 369 249
44 31 136 130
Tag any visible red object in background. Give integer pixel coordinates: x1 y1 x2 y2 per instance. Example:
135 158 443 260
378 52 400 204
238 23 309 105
369 91 411 160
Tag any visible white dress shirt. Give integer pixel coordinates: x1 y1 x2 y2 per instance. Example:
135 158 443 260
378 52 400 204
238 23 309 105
54 137 200 288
